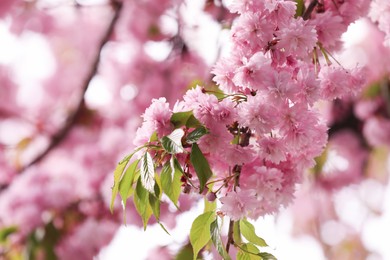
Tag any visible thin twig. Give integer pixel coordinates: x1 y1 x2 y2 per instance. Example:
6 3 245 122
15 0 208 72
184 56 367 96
226 219 234 253
302 0 318 20
18 1 123 173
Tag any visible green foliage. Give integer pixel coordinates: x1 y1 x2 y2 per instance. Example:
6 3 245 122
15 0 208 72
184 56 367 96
118 159 140 219
149 131 158 142
161 129 185 154
258 252 277 260
294 0 306 18
161 158 182 207
171 111 202 128
210 219 231 260
233 221 242 245
0 226 17 243
237 243 260 260
149 183 161 221
240 219 268 247
175 243 196 260
133 178 153 230
140 152 156 193
26 222 61 260
189 211 215 260
204 196 217 213
110 153 133 212
362 82 381 98
237 243 277 260
190 143 213 193
186 127 209 144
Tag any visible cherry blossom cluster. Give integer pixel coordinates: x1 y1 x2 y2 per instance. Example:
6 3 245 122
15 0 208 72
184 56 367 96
369 0 390 47
132 0 367 223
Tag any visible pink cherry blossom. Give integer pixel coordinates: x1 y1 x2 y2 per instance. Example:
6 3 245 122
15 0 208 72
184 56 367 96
309 11 345 50
363 116 390 147
276 18 317 58
219 187 258 221
237 94 280 135
232 52 273 91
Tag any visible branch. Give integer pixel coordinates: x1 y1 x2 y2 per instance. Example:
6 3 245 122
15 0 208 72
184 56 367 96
18 1 123 173
302 0 318 20
226 219 235 253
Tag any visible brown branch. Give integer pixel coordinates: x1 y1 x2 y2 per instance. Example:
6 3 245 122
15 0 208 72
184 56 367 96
18 1 123 173
226 219 234 253
302 0 318 20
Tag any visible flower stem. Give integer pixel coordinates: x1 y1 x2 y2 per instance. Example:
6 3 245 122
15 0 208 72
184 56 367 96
302 0 318 20
226 219 235 253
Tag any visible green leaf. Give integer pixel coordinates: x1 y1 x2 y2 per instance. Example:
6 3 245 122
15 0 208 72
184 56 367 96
204 196 216 213
173 157 184 173
161 129 185 154
119 159 140 210
190 143 212 193
161 158 182 207
294 0 305 18
362 82 381 98
186 127 209 144
133 178 152 230
240 219 268 247
0 226 18 243
140 152 156 193
186 115 202 128
210 219 231 260
149 131 158 142
171 111 194 127
313 147 328 175
190 211 215 260
237 243 261 260
242 243 260 254
149 183 161 220
110 153 134 212
175 243 195 260
233 221 242 245
258 252 277 260
118 159 140 223
207 85 225 100
237 251 253 260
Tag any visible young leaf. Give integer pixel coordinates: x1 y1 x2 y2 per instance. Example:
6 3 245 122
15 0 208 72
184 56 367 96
119 159 140 211
294 0 305 18
161 129 185 154
236 243 260 260
175 243 195 260
149 131 158 142
204 196 217 213
171 111 194 127
190 143 212 193
133 178 152 230
149 183 161 220
140 152 156 193
186 127 209 144
258 252 277 260
0 226 18 242
161 158 181 207
233 221 242 245
240 219 268 247
237 250 253 260
110 153 133 212
210 219 231 260
189 211 215 260
186 114 202 128
237 244 277 260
